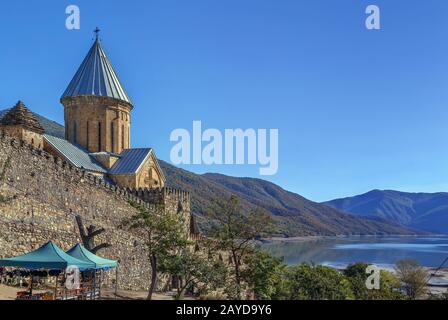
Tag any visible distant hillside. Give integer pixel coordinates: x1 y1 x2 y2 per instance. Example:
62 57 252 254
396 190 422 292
325 190 448 234
160 161 419 237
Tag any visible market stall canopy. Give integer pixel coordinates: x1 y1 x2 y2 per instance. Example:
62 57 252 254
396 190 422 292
0 241 95 270
66 244 117 270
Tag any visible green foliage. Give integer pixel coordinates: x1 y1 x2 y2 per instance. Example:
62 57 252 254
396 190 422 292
281 263 354 300
207 195 276 299
124 200 188 256
122 198 419 301
158 244 228 299
241 250 285 300
122 200 189 299
395 259 428 300
376 270 405 300
344 262 404 300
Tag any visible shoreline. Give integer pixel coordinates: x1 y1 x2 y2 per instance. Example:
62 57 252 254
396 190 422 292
260 235 448 290
264 234 448 243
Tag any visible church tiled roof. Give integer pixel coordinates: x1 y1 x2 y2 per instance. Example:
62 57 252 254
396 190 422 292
44 134 107 173
0 101 45 134
61 38 132 105
1 107 105 173
109 148 153 174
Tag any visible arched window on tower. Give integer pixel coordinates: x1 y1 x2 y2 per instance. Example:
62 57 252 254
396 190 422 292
98 122 102 151
122 124 125 150
86 121 89 150
73 121 77 144
111 122 115 153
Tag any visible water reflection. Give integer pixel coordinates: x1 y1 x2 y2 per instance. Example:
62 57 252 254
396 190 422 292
261 236 448 268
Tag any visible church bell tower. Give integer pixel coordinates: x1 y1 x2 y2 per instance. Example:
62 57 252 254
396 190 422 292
60 29 133 154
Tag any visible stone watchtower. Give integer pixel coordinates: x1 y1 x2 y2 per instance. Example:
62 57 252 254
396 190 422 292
60 30 132 155
0 101 45 149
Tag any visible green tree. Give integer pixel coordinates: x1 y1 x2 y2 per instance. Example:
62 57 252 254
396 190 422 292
158 241 228 299
374 270 405 300
395 259 428 300
122 201 189 300
241 250 285 300
208 195 276 299
285 263 353 300
344 262 370 299
344 262 403 300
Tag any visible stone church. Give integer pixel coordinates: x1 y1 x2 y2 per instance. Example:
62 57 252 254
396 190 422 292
0 33 202 290
0 32 201 290
0 34 166 190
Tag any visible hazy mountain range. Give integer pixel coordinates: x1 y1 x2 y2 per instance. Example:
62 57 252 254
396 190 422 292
160 161 420 237
325 190 448 234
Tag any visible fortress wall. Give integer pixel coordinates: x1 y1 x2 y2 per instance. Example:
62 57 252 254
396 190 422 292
0 132 189 291
129 187 191 234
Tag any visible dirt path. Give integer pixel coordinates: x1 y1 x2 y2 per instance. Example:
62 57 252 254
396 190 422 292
0 284 20 300
0 284 192 300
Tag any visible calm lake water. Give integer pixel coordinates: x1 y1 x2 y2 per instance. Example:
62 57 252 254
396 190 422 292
261 236 448 268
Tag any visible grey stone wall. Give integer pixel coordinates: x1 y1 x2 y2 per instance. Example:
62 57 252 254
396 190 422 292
0 132 190 291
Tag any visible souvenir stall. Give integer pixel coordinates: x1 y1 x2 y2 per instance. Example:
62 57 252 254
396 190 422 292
0 241 117 300
65 243 118 299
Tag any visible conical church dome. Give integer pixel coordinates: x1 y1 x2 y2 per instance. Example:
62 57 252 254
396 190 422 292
61 37 132 106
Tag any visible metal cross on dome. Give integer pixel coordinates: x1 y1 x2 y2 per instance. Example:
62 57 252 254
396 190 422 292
94 27 101 40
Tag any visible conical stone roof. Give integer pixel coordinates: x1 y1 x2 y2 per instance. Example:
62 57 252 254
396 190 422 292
0 101 45 134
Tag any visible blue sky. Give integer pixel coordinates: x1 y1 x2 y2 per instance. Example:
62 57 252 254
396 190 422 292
1 0 448 202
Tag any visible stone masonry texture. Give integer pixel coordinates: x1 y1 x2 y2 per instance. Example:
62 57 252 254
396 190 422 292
0 132 191 291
